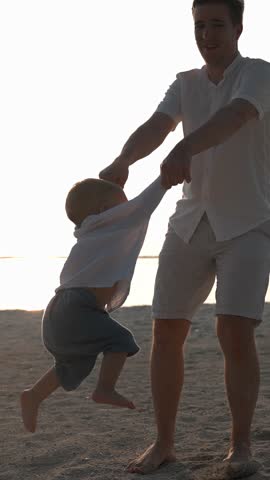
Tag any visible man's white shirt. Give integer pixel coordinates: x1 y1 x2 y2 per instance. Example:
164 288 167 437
156 53 270 242
56 177 166 312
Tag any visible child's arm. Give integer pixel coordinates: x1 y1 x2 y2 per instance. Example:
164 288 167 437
127 176 168 218
75 176 168 236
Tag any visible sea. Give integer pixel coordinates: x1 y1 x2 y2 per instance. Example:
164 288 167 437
1 255 222 311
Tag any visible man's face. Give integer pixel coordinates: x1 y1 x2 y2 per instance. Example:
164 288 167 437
193 3 242 67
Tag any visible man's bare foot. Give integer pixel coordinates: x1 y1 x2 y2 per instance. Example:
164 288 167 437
225 443 252 463
217 444 260 479
20 389 39 433
126 442 176 474
91 388 135 409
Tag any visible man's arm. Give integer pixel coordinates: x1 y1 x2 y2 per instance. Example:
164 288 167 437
120 112 176 164
160 99 259 188
184 98 258 155
99 112 175 187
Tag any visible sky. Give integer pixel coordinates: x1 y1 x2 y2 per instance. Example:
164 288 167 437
1 0 269 257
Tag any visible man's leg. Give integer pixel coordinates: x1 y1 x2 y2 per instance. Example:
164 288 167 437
216 315 260 464
127 318 190 474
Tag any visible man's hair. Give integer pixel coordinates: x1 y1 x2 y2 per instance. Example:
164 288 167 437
65 178 124 225
192 0 244 25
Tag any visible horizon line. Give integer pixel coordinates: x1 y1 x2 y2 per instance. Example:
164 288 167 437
0 255 159 259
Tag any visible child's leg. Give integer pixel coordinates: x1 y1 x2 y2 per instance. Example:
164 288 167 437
20 366 60 433
92 352 135 409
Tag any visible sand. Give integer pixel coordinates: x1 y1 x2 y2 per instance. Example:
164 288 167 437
1 304 270 480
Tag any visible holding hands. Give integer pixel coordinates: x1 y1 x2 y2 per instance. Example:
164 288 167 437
99 154 130 188
160 140 192 189
99 139 192 190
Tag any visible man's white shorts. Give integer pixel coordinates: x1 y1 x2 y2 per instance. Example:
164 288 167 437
152 214 270 324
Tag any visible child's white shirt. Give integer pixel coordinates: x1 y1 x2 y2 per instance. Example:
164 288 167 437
56 176 166 311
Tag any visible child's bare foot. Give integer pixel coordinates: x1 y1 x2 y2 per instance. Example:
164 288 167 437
91 388 135 409
20 389 39 433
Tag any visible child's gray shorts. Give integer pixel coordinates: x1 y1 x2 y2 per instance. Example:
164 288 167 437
42 288 139 391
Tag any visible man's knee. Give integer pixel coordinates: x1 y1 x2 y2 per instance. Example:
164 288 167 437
216 315 256 358
153 318 190 348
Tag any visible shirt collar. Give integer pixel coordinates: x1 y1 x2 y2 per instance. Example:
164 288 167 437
223 52 243 78
202 52 243 86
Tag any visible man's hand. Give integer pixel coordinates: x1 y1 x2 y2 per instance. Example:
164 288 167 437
99 155 130 188
160 140 192 188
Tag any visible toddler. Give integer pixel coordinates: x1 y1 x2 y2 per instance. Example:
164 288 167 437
20 176 167 433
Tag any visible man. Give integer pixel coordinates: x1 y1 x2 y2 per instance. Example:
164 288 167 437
99 0 270 476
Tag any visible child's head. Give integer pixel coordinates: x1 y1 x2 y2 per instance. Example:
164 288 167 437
65 178 127 226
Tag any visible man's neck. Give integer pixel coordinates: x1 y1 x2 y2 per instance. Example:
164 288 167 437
206 51 239 85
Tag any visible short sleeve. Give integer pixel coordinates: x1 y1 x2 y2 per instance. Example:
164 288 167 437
232 60 270 120
155 75 182 125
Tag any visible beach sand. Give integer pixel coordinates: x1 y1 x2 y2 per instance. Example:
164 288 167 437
1 304 270 480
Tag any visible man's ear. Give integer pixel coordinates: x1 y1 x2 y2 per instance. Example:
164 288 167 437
236 24 243 40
